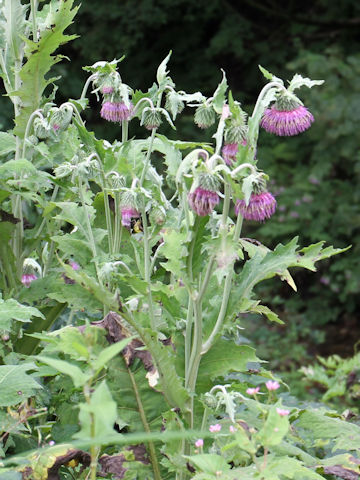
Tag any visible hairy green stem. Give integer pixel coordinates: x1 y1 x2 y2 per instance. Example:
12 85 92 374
141 209 156 330
139 128 157 186
30 0 38 42
201 213 243 354
78 179 102 284
128 368 162 480
122 120 128 143
80 74 96 101
83 384 100 480
113 191 122 253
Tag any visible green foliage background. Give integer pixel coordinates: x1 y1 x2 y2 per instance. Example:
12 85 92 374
2 0 359 378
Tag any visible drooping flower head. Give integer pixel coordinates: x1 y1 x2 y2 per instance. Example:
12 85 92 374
21 273 37 288
261 91 314 136
235 179 277 223
194 103 216 129
21 258 41 288
100 101 134 123
120 191 140 228
188 173 220 216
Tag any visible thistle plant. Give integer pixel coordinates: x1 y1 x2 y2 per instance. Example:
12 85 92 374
0 2 358 480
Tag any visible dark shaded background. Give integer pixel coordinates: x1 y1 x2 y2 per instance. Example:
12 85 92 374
2 0 360 381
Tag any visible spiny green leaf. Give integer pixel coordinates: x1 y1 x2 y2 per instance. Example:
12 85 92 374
0 132 16 156
73 380 119 440
13 0 79 137
212 69 228 114
156 51 172 85
0 298 44 332
0 363 42 406
197 340 261 392
36 356 91 388
257 403 290 446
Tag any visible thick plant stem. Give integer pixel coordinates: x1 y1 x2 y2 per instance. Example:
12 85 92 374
128 368 162 480
141 209 156 330
83 384 100 480
78 179 102 284
122 120 128 143
139 128 157 186
202 213 243 354
113 191 122 253
30 0 38 41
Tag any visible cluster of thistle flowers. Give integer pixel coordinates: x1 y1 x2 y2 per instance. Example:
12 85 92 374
190 89 315 222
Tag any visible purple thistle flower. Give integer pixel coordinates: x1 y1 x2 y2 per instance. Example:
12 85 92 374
222 143 238 166
261 105 314 136
188 187 219 216
235 192 277 222
121 207 140 228
100 101 134 123
21 273 37 288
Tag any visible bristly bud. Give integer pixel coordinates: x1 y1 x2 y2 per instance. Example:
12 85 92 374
149 206 166 226
235 191 277 222
49 105 73 133
194 103 216 129
120 191 140 228
141 108 162 130
100 101 134 123
33 117 50 140
261 91 314 136
188 173 220 216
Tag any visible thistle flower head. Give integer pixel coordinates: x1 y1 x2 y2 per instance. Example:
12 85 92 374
261 91 314 136
222 143 238 166
194 103 216 129
120 191 140 228
21 273 37 288
188 173 220 216
100 101 134 123
235 191 277 222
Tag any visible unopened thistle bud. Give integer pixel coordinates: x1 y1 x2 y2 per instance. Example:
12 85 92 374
188 173 220 216
261 91 314 136
194 103 216 129
142 109 162 130
149 206 166 226
33 117 50 140
120 191 140 228
49 105 73 133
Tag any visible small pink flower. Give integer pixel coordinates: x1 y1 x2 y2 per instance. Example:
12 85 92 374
276 408 290 417
70 261 80 271
21 273 37 288
229 425 236 433
261 105 314 136
266 380 280 391
48 440 55 446
235 192 277 222
246 387 260 395
188 188 219 216
195 439 204 447
209 424 222 433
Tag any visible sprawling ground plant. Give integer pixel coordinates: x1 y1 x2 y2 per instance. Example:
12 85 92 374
0 1 359 480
